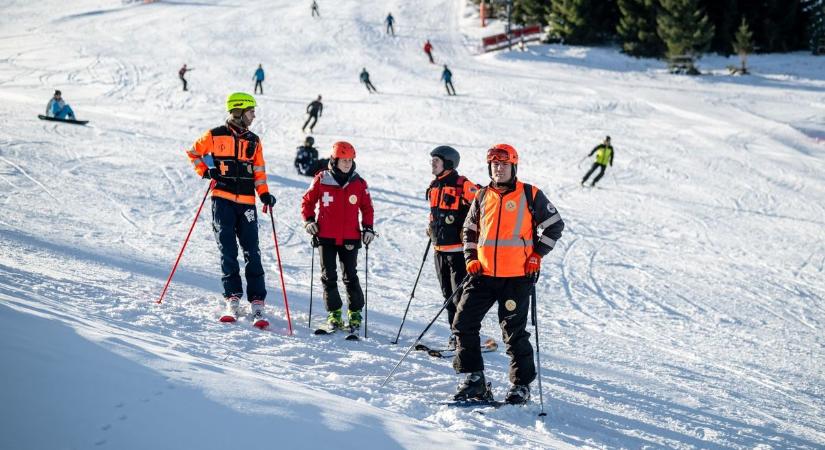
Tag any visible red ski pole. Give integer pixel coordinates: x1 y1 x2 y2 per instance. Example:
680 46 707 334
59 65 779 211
265 206 293 335
156 179 216 304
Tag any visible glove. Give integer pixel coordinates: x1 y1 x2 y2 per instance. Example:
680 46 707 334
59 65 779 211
202 167 221 179
304 221 319 235
466 259 482 275
525 252 541 275
425 226 432 238
362 227 376 246
260 193 276 207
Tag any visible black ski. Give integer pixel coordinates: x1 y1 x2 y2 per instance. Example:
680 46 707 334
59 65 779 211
416 338 498 358
314 326 359 341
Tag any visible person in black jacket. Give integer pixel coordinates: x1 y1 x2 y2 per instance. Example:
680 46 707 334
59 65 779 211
302 95 323 133
294 136 328 177
426 146 480 349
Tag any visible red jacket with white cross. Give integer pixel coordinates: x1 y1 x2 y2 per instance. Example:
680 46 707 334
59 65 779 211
301 169 374 246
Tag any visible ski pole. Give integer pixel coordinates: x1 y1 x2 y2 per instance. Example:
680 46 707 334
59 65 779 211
266 206 293 335
308 241 316 329
156 179 215 304
392 238 431 344
364 242 369 338
381 275 470 388
531 277 547 418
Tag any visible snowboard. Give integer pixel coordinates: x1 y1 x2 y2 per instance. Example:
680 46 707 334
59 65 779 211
38 115 88 125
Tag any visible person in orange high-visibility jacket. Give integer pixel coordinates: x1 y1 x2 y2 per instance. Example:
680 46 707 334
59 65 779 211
426 146 479 348
451 143 564 405
185 92 276 324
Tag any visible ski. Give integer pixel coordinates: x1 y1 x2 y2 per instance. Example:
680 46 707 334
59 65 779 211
314 327 338 335
416 338 498 358
253 318 270 329
314 326 359 340
440 399 506 409
219 314 237 323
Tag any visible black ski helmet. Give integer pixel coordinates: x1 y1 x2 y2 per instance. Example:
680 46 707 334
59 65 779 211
305 136 315 146
430 145 460 170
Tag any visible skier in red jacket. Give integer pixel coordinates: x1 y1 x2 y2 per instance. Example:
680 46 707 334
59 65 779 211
423 40 434 63
301 141 376 332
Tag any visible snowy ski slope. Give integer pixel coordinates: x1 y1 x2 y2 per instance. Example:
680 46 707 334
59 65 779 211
1 0 824 448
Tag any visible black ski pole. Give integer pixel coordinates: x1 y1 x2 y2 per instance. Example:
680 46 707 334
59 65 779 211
308 241 315 329
392 238 431 344
381 275 470 388
364 242 369 338
531 277 547 418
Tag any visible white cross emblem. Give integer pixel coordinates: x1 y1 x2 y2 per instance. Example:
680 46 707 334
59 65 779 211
322 191 334 207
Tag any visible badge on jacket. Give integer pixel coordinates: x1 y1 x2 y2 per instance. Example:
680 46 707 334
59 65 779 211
505 200 517 211
349 194 357 204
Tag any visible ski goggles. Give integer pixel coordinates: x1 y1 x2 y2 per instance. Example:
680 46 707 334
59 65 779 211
486 147 514 163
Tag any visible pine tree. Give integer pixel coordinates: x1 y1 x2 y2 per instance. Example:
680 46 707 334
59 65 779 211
657 0 715 72
617 0 665 57
806 0 825 54
547 0 618 44
513 0 551 26
732 17 754 73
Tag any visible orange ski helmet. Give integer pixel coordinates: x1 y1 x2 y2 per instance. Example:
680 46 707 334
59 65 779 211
331 141 356 159
486 143 519 180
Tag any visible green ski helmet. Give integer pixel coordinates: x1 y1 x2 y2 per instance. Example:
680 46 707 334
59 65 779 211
226 92 256 112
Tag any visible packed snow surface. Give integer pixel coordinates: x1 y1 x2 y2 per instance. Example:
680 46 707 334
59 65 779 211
1 1 824 449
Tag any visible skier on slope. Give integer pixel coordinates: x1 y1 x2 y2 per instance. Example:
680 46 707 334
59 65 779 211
45 90 76 120
294 136 328 177
441 65 456 96
385 12 395 36
179 64 194 91
302 95 323 133
580 136 614 187
424 39 434 63
426 146 480 349
452 144 564 404
301 142 376 333
360 68 378 93
311 0 320 17
253 64 265 95
185 92 276 328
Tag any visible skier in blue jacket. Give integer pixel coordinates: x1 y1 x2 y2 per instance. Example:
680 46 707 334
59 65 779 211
253 64 265 94
441 65 456 96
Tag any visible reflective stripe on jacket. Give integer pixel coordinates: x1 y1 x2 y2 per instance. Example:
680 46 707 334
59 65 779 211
186 123 269 205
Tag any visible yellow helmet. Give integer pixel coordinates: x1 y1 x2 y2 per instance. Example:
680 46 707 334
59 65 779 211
226 92 256 112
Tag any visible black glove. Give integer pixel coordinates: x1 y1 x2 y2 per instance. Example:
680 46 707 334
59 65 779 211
202 167 221 179
260 193 276 207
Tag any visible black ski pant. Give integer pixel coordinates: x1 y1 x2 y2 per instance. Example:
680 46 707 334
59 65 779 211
363 80 377 93
387 24 394 35
444 80 456 95
452 275 535 386
434 251 467 327
582 162 606 185
320 244 364 312
426 51 434 63
254 80 263 94
180 76 188 91
302 114 318 132
211 197 266 301
311 7 319 17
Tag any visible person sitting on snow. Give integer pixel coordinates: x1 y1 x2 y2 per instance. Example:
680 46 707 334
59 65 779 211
45 90 76 120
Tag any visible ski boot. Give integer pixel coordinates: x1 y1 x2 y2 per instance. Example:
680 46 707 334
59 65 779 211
251 299 269 329
453 371 491 401
326 309 344 331
219 295 241 323
504 384 531 405
345 310 362 338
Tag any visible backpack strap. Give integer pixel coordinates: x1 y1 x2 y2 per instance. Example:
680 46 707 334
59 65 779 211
455 175 467 204
522 183 538 236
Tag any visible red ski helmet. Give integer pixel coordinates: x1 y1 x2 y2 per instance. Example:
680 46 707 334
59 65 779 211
486 143 518 164
331 141 356 159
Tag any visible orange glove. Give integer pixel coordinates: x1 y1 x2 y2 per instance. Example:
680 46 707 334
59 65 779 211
466 259 483 275
525 252 541 275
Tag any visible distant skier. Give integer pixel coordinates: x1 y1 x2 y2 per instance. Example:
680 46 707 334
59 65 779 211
426 146 479 349
301 142 376 334
424 39 434 63
302 95 323 133
580 136 614 187
452 144 564 405
185 92 276 328
253 64 265 94
385 12 395 36
360 68 377 93
45 90 76 120
311 0 320 17
294 136 328 177
441 65 456 96
179 64 193 91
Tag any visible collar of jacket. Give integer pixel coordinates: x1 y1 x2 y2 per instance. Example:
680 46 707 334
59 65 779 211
434 169 455 182
490 176 517 193
225 118 248 133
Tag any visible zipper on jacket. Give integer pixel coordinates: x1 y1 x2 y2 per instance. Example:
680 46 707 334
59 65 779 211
492 190 503 277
